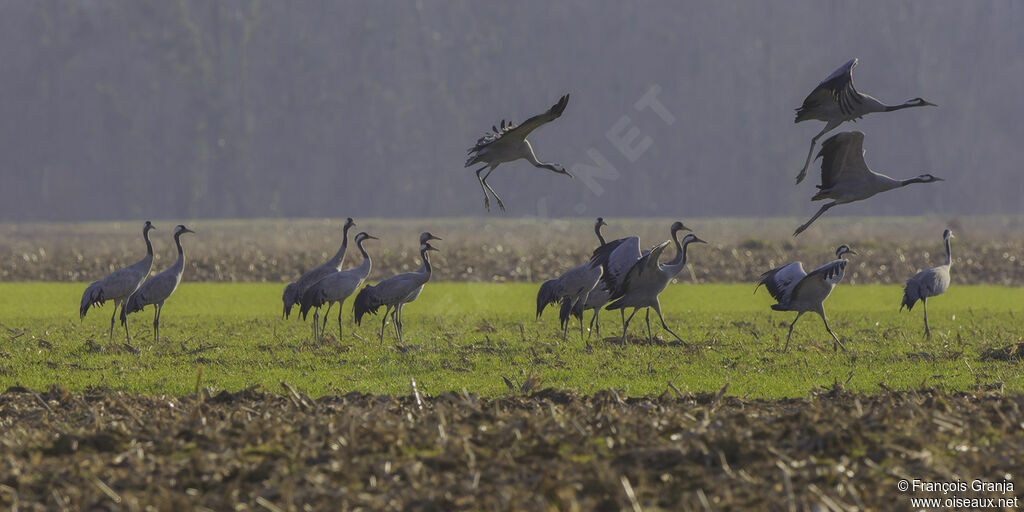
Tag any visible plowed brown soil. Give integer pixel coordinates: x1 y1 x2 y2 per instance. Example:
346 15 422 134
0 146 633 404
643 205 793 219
2 385 1021 510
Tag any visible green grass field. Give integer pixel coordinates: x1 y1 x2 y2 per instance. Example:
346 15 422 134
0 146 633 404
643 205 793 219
1 282 1021 397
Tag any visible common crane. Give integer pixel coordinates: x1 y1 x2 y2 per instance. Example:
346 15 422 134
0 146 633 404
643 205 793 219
901 229 954 338
561 217 612 339
120 225 194 342
465 94 572 212
594 227 705 344
354 233 442 344
536 257 603 343
793 131 943 236
282 217 356 319
757 245 856 352
80 221 156 341
298 232 377 341
794 58 936 184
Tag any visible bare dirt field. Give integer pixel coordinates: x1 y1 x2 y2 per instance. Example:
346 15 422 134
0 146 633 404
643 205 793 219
2 216 1022 285
0 385 1020 510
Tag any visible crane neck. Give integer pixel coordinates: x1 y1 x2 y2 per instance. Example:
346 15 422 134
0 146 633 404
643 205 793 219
330 224 354 267
522 140 558 171
354 238 372 277
884 101 925 112
944 236 952 267
662 238 696 277
143 227 154 257
172 231 186 271
666 229 685 266
899 176 928 187
594 223 606 246
419 247 433 277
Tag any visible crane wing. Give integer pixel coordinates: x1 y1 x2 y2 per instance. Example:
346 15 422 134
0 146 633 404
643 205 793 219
466 94 569 164
796 58 862 119
608 240 670 302
817 131 870 190
756 261 806 304
790 259 847 303
591 236 641 295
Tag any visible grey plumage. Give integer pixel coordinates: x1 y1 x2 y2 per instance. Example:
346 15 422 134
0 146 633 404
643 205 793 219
120 225 194 342
757 245 855 352
593 223 704 344
901 229 954 338
536 259 603 342
793 131 944 236
80 221 156 341
794 58 936 184
283 218 356 319
298 232 377 341
354 233 442 344
465 94 572 212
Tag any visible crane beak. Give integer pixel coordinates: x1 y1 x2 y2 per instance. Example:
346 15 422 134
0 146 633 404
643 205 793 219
923 100 937 107
848 249 858 255
182 228 195 234
693 237 708 244
429 235 443 241
365 234 379 240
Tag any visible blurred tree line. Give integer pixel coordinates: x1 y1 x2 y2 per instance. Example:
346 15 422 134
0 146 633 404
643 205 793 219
1 0 1021 221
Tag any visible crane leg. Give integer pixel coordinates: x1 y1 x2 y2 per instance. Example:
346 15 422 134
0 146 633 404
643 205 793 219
818 309 846 352
645 308 652 343
395 304 404 339
121 302 132 344
312 308 319 340
380 305 392 345
784 312 804 352
653 301 686 346
475 166 493 212
108 301 119 341
793 202 838 237
922 297 930 338
337 300 345 341
321 302 333 339
481 166 505 212
796 121 839 184
391 308 402 343
153 304 161 342
621 308 639 343
589 309 600 339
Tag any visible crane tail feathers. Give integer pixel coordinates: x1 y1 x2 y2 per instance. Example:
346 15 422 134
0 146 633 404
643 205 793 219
353 285 382 326
536 279 561 319
80 281 104 319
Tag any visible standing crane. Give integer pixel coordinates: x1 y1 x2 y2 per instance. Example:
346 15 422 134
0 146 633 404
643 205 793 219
794 58 936 184
901 229 954 338
562 217 612 339
756 245 856 352
282 217 356 319
465 94 572 212
120 225 195 342
792 131 943 236
536 256 603 343
354 233 442 344
80 221 156 341
594 226 705 344
298 232 377 341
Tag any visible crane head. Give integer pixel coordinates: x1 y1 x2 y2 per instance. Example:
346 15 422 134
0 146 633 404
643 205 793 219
681 233 706 245
915 174 944 183
143 220 155 232
550 163 572 177
421 242 440 253
670 221 692 235
174 225 195 236
909 97 937 107
420 232 442 244
835 245 857 259
943 229 954 240
344 218 356 230
355 232 378 243
595 217 607 228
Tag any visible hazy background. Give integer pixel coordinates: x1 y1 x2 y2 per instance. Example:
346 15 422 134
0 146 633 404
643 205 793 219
1 1 1021 222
